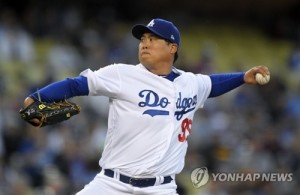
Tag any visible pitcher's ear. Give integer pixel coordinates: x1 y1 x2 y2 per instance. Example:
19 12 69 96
170 44 178 54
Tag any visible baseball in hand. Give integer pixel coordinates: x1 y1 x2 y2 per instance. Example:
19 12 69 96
255 73 270 85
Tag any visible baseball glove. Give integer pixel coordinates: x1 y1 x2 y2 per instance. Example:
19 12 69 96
19 99 80 127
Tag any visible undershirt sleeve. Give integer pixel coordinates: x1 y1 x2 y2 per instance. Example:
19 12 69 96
29 76 89 102
208 72 245 98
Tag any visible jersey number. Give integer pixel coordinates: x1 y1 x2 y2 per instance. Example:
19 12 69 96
178 118 192 142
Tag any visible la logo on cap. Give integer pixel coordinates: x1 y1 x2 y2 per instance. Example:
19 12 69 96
147 20 155 27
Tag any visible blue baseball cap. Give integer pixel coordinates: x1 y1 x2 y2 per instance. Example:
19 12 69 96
132 18 180 47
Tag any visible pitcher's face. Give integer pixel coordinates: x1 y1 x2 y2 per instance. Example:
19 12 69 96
138 33 177 70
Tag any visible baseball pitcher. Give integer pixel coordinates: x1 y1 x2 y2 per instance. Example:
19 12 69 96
20 18 270 194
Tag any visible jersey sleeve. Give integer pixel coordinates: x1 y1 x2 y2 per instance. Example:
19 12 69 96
195 74 212 109
80 64 121 98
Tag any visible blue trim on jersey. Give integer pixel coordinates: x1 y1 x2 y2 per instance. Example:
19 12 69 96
161 71 180 82
208 72 245 98
30 76 89 102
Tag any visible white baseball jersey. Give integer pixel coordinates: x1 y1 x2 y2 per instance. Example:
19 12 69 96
80 63 211 177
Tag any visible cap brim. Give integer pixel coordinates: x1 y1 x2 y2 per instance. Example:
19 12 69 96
132 24 166 41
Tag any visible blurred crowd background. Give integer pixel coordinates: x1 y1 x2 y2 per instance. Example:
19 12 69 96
1 0 300 194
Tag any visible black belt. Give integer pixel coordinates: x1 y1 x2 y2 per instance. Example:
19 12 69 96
104 169 173 188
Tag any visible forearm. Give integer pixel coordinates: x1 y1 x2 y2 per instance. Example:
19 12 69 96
29 76 89 102
208 72 245 98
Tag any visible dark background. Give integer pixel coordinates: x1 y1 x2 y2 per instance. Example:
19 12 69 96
1 0 300 39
